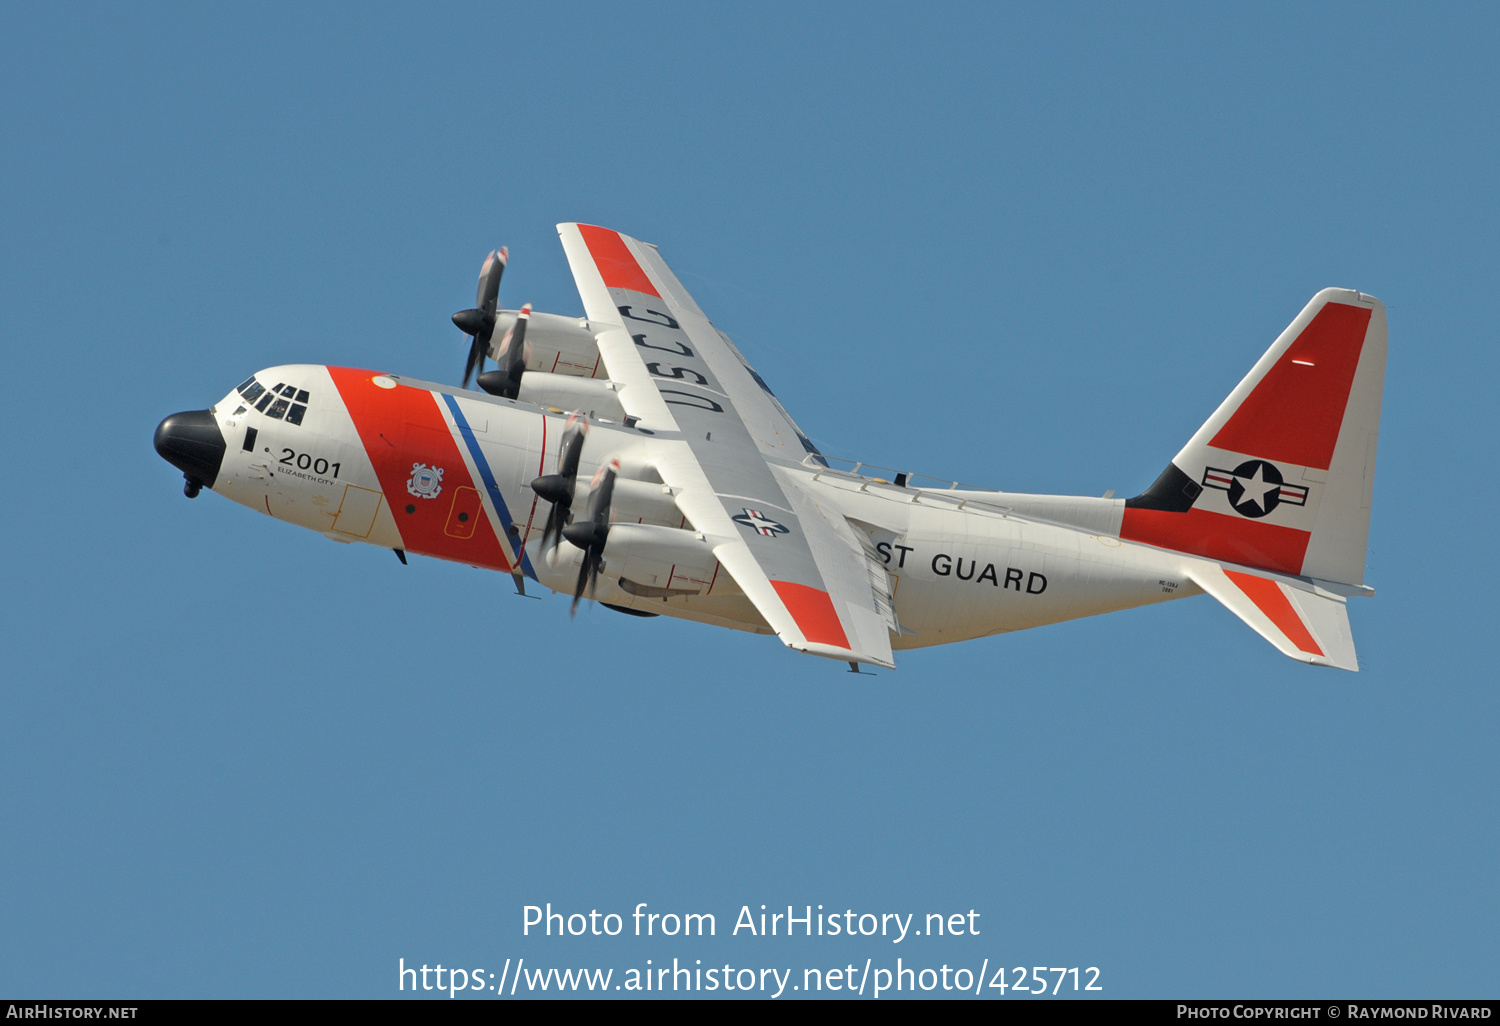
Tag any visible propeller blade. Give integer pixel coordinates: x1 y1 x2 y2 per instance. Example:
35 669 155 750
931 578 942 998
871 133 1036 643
502 303 531 398
570 548 596 615
463 333 487 388
456 248 507 388
480 303 532 399
565 521 608 613
563 459 617 615
530 413 591 551
539 500 569 552
477 247 507 312
557 412 587 481
587 461 617 526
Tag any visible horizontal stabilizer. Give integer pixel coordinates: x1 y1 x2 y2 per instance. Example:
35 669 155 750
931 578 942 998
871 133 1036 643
1184 562 1359 671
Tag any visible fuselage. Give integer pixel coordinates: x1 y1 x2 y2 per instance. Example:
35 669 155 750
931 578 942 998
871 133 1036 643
161 363 1198 651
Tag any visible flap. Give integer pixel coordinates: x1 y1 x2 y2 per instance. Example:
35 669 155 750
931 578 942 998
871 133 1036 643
772 467 896 666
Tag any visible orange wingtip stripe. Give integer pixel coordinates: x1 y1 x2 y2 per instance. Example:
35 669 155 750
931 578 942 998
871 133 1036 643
1223 570 1324 656
770 581 850 649
576 224 660 297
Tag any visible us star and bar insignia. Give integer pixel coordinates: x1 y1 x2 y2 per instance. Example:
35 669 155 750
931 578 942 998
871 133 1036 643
1201 459 1308 519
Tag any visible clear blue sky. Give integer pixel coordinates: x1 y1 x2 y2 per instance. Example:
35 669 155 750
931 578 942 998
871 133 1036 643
2 2 1496 999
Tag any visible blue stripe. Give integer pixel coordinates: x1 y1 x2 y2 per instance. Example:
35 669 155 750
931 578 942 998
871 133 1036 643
441 393 538 580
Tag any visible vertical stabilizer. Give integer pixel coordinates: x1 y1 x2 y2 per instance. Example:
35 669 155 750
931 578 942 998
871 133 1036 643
1123 289 1387 587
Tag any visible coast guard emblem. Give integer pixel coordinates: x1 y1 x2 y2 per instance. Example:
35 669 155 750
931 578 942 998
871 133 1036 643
407 463 444 499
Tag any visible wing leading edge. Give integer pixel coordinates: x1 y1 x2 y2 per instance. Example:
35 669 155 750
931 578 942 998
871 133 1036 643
556 222 894 668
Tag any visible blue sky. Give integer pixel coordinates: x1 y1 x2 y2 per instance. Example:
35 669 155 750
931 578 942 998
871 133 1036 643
2 2 1496 999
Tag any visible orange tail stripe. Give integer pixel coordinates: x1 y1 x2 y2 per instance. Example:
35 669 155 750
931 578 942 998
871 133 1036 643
1121 506 1310 576
1210 302 1371 471
1223 570 1324 656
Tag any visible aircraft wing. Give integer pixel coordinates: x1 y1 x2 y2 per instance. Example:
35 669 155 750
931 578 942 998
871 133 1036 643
556 222 894 668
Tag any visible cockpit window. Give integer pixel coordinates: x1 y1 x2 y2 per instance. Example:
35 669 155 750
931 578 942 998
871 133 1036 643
238 376 312 424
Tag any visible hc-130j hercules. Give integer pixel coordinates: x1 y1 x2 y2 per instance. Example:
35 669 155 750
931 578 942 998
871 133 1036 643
155 224 1385 670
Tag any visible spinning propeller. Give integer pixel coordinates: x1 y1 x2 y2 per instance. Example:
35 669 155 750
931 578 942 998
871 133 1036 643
529 414 589 551
476 304 531 399
561 459 618 615
452 248 507 388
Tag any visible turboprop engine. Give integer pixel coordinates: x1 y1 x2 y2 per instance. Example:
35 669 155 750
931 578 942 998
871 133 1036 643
595 524 720 599
474 304 623 417
487 308 606 379
509 372 626 421
452 249 621 416
545 456 719 610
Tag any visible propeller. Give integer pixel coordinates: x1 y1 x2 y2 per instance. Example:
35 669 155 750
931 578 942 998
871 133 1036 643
530 413 589 550
476 303 531 399
561 459 618 615
453 247 507 388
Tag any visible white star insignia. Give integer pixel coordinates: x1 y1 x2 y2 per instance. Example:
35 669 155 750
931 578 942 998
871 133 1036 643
1234 464 1279 512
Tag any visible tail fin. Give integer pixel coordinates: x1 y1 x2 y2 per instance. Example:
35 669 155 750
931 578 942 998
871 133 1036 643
1123 288 1387 587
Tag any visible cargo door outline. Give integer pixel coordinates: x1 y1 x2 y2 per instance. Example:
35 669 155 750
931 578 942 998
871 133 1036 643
332 484 383 538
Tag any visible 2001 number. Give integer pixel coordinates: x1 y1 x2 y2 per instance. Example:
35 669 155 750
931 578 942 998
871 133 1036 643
279 448 340 477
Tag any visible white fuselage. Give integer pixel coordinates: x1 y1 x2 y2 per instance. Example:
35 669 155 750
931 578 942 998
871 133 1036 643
205 364 1198 649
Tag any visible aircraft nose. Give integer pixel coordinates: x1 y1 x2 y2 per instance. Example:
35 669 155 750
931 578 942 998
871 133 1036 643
154 409 226 496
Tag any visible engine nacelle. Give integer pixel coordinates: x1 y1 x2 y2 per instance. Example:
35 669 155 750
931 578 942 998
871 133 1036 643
489 309 605 378
609 478 683 527
599 524 720 597
516 372 627 422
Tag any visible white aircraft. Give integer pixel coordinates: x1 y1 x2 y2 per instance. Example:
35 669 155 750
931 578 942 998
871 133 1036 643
155 224 1385 671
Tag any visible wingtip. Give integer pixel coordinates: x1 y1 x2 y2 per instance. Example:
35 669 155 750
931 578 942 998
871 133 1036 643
791 640 896 670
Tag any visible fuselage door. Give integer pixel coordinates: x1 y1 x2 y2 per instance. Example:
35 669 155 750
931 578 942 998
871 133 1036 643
332 484 383 538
